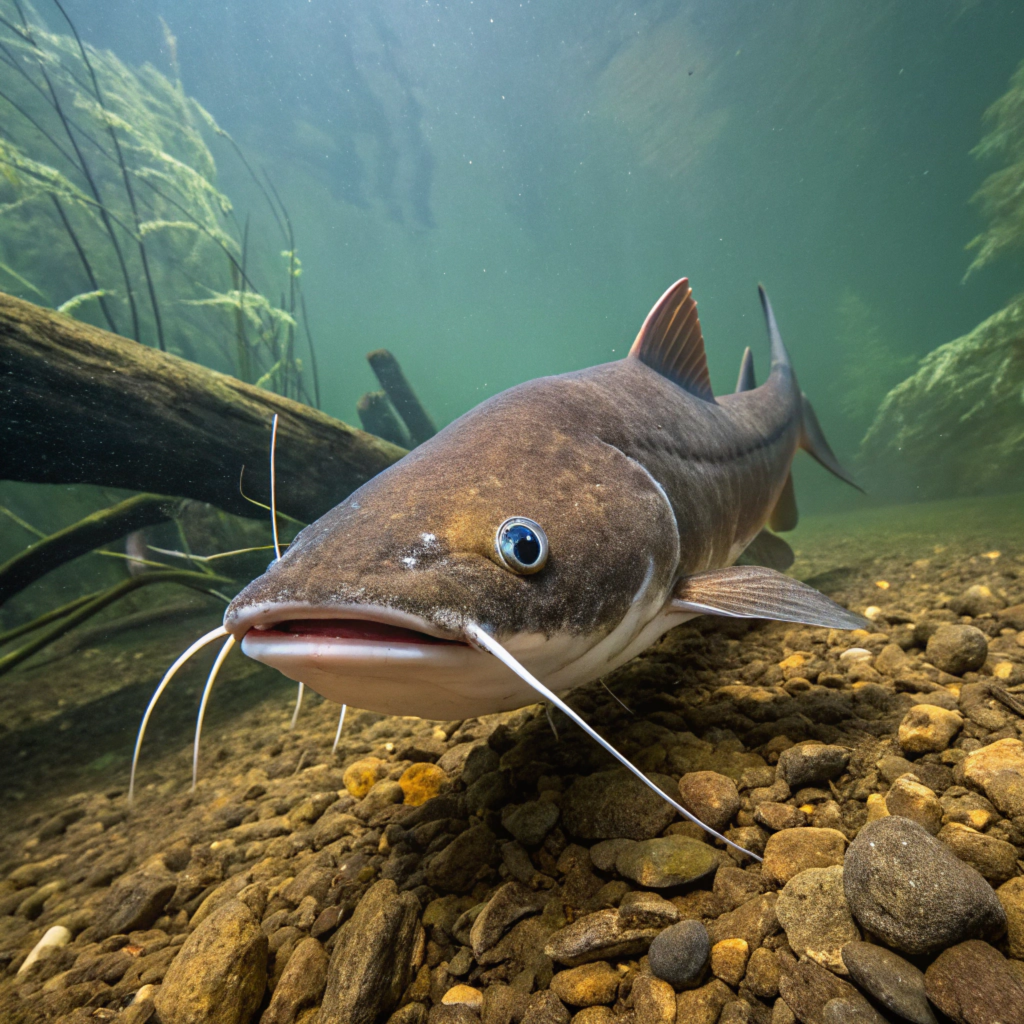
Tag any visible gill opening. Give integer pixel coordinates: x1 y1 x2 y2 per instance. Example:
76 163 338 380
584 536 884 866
464 622 761 862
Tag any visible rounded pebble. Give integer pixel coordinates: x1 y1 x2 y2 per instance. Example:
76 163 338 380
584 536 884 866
647 919 710 989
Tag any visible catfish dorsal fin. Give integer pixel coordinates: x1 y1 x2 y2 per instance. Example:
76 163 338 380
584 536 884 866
628 278 714 400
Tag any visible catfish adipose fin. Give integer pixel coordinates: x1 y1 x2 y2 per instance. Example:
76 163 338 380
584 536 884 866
672 565 871 631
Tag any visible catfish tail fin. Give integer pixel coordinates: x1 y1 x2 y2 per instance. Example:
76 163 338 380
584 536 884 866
758 284 863 494
800 393 864 492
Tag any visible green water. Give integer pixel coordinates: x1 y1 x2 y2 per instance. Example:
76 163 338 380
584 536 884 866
1 2 1022 696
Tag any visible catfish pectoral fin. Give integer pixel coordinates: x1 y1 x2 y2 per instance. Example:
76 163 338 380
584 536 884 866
671 565 871 631
734 529 795 572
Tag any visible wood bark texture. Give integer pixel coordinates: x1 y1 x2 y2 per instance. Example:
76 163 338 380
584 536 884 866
0 291 406 523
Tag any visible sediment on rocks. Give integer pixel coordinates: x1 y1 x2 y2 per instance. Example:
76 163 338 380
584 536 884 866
1 543 1023 1024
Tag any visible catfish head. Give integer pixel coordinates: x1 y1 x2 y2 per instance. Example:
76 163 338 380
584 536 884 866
225 370 686 720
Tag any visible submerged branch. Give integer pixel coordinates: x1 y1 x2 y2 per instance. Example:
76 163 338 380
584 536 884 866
0 492 182 606
0 569 229 677
367 348 437 446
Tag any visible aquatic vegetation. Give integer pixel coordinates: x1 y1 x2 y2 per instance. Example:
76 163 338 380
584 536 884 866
0 0 318 402
965 57 1024 277
861 55 1024 497
861 292 1024 498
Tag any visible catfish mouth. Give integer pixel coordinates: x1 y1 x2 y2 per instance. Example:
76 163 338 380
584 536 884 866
225 601 471 648
249 618 467 646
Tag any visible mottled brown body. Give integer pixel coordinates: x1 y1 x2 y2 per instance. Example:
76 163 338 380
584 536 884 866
230 355 798 641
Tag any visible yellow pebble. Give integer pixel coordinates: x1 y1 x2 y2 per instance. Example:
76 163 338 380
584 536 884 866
983 551 1001 560
866 793 889 822
875 580 890 590
342 757 387 799
779 654 807 670
994 662 1015 680
442 985 483 1010
711 938 749 986
399 762 449 807
799 804 816 816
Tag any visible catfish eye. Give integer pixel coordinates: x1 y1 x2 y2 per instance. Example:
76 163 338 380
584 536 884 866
496 517 548 575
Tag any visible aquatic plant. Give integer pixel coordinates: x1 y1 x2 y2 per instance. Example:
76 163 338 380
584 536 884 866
0 0 319 403
829 290 913 441
860 56 1024 497
965 57 1024 277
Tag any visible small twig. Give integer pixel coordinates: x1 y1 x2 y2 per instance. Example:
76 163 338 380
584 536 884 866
147 543 279 563
0 505 45 539
989 683 1024 719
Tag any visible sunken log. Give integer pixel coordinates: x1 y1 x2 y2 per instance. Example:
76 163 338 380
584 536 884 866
367 348 437 445
0 291 406 523
356 389 410 448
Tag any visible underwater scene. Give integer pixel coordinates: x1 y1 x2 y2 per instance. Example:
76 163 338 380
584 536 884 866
1 0 1024 1021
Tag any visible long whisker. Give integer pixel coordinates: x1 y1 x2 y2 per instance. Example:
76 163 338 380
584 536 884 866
289 680 304 729
191 635 236 791
270 413 282 561
465 622 761 862
129 624 229 803
332 704 348 755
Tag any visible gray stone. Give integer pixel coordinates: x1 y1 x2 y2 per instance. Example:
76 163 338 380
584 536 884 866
821 1000 887 1024
320 879 422 1024
92 868 176 940
776 867 859 975
647 919 710 989
153 899 267 1024
259 935 328 1024
561 770 677 841
926 625 989 676
924 940 1024 1024
469 881 547 956
778 959 870 1024
842 817 1007 955
501 801 560 847
427 825 496 893
777 745 851 790
614 835 719 889
840 941 936 1024
544 908 659 966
